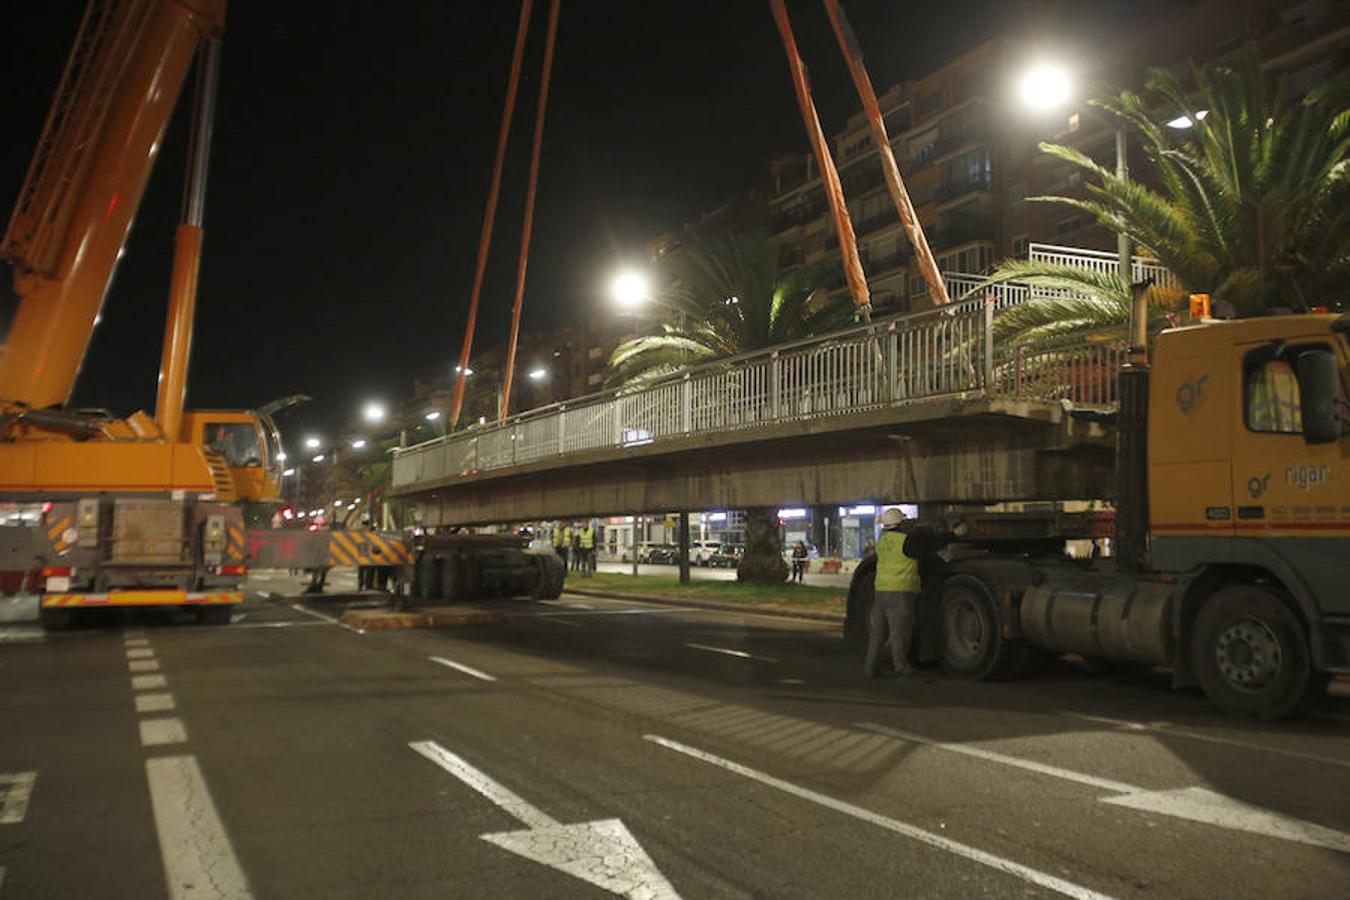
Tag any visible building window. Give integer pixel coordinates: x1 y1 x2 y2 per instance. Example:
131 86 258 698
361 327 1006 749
916 90 943 119
909 273 928 299
1011 235 1030 259
1054 216 1082 238
1008 182 1028 206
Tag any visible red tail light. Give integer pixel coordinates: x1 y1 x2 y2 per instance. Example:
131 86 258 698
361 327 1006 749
219 564 248 576
41 566 72 577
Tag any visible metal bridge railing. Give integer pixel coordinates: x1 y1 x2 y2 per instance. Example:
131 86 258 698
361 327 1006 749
393 267 1132 489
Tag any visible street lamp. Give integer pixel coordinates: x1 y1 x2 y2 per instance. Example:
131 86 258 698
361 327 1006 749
527 367 548 381
304 436 321 450
610 270 649 309
1166 110 1209 129
424 410 441 422
1014 59 1137 353
350 438 367 450
362 401 386 424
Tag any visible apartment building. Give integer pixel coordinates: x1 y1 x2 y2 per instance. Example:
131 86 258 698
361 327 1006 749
766 0 1348 313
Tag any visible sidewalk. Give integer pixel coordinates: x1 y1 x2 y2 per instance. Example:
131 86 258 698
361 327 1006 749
561 572 847 624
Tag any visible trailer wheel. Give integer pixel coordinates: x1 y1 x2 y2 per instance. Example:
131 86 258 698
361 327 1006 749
199 605 232 626
843 557 877 651
1192 585 1319 721
439 555 467 604
531 555 564 600
940 574 1026 680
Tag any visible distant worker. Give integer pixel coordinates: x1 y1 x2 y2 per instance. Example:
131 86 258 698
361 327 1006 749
865 507 922 678
552 522 567 565
791 540 808 583
562 522 575 571
578 521 596 577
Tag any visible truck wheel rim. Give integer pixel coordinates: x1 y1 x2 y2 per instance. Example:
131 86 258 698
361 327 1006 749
946 596 985 662
1215 617 1282 691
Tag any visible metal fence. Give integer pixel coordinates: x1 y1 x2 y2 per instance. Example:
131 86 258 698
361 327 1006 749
393 280 1130 489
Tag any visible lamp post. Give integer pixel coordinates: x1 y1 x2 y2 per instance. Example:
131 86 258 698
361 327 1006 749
609 269 649 311
1016 61 1138 356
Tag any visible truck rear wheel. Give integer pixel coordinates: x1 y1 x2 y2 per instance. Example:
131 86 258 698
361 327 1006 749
843 557 876 651
199 605 232 626
40 607 75 631
1191 585 1318 721
940 574 1027 680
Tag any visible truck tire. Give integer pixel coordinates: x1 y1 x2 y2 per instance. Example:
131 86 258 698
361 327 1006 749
531 554 564 600
40 606 74 631
440 555 467 604
940 574 1027 680
844 557 877 651
1191 584 1319 721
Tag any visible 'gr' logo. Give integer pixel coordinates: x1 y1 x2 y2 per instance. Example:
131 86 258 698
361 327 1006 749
1175 374 1210 413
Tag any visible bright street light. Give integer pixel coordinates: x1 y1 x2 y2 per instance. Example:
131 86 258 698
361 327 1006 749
362 401 386 424
1166 110 1209 129
610 270 650 309
454 364 474 377
282 468 296 477
276 451 287 462
304 436 321 449
350 438 367 450
528 367 548 381
312 454 325 463
424 410 441 421
1016 61 1072 113
333 500 343 508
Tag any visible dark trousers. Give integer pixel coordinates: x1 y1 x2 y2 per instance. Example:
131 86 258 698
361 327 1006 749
865 590 918 675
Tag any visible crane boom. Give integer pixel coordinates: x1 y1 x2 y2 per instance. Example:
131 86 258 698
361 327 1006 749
0 0 225 409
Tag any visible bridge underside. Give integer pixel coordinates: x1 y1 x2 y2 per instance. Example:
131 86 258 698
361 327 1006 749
395 398 1116 527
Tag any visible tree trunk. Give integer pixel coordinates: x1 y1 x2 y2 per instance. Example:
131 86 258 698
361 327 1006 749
737 507 788 584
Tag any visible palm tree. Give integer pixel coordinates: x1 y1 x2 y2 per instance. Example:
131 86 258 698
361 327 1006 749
608 227 854 385
608 226 853 583
973 51 1348 339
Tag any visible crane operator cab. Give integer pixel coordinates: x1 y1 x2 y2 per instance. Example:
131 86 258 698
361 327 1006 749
181 410 283 503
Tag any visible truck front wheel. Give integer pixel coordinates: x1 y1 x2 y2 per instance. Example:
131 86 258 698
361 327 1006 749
1191 585 1319 721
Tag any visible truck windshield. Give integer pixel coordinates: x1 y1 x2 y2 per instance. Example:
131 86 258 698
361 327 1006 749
205 422 263 467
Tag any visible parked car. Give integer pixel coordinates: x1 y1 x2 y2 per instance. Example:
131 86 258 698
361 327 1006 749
691 541 723 566
709 544 742 568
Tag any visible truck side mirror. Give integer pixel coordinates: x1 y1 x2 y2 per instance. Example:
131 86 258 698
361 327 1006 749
1295 349 1344 445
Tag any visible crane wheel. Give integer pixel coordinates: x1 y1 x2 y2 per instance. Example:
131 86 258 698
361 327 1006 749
1191 584 1320 721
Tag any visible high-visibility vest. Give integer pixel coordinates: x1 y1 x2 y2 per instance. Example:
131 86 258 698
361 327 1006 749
552 527 565 548
563 526 574 547
579 526 595 549
874 529 921 592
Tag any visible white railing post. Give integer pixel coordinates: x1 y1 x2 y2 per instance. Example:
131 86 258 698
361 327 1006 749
613 396 624 448
770 351 781 420
681 374 692 432
558 405 566 454
983 296 995 395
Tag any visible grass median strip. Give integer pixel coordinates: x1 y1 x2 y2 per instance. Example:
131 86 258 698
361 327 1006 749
565 572 846 617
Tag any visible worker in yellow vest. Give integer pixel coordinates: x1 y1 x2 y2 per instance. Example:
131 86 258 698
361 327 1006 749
578 522 596 577
866 507 922 677
561 523 575 571
552 522 568 566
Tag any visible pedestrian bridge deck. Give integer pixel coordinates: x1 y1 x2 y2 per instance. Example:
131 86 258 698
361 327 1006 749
392 291 1122 526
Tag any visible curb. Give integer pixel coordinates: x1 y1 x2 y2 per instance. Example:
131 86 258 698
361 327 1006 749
560 586 846 624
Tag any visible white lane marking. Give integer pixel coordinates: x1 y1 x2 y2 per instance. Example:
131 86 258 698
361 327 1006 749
232 612 247 623
0 772 38 824
290 602 365 634
1057 710 1350 771
429 656 497 682
124 637 151 648
538 599 595 610
146 755 253 899
778 678 806 685
685 642 778 663
644 735 1113 900
410 740 681 898
0 626 45 644
227 621 327 630
128 659 161 673
861 722 1350 854
859 723 1135 793
136 693 176 714
126 647 156 660
132 674 168 691
140 718 188 747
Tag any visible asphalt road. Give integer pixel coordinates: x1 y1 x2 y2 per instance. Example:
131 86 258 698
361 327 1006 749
1 572 1348 899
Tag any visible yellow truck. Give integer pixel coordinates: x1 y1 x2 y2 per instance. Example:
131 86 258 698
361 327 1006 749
847 312 1349 719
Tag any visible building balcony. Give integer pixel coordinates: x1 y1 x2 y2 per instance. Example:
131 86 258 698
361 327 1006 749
935 175 993 204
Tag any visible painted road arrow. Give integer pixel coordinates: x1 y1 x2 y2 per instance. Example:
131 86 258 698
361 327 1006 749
410 740 681 898
860 723 1350 854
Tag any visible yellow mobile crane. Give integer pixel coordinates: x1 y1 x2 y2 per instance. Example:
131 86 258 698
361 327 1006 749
0 0 280 627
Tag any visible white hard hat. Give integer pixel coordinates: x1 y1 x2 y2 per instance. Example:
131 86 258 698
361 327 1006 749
880 507 907 526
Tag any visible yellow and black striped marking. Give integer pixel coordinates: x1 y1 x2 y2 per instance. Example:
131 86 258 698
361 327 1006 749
327 531 413 567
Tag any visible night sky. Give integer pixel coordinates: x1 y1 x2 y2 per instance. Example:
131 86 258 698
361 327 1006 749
1 1 1139 442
